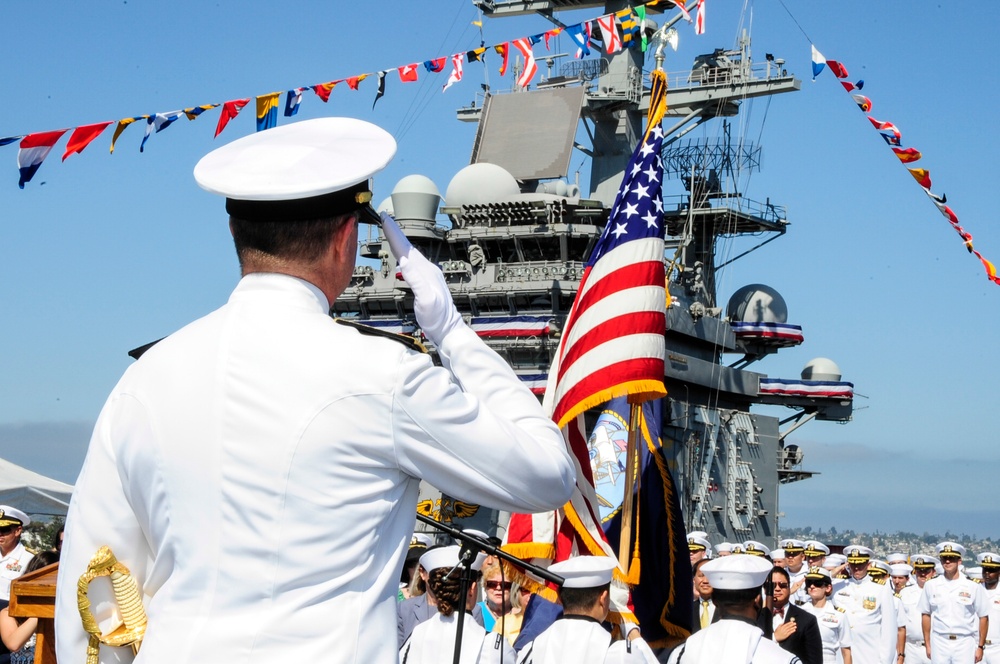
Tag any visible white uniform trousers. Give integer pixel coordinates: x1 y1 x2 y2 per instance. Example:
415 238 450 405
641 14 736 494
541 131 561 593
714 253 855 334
928 633 976 664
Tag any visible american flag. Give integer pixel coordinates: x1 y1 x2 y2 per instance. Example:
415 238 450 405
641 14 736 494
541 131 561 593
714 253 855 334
504 71 670 620
543 84 668 430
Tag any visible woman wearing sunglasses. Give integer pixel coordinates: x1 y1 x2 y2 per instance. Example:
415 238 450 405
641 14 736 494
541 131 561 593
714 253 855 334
802 567 853 664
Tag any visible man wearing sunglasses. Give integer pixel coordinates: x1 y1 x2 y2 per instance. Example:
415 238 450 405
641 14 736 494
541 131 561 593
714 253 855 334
763 566 823 664
978 553 999 664
0 506 32 602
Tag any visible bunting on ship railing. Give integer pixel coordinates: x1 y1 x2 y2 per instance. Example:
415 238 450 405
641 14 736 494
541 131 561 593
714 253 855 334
813 46 1000 286
3 0 700 190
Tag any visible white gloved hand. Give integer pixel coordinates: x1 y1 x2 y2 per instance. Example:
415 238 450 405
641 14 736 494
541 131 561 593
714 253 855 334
381 212 464 346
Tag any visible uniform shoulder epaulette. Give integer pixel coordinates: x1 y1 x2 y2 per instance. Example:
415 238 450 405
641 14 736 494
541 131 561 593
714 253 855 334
836 606 846 613
335 318 427 353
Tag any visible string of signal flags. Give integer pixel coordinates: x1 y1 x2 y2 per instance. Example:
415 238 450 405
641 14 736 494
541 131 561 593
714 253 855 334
2 0 703 191
812 47 1000 286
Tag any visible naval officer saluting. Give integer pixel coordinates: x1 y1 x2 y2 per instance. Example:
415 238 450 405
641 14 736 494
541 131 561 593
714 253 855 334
55 118 575 664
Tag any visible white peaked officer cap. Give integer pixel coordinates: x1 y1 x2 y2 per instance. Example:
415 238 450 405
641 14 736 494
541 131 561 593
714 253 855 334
977 552 1000 568
549 556 618 589
742 540 770 558
419 545 462 573
194 117 396 225
845 545 873 563
804 541 830 557
701 554 773 590
411 533 434 548
0 506 30 528
779 538 806 552
910 554 936 568
967 566 983 581
890 564 913 577
936 541 966 558
688 535 711 552
804 566 832 581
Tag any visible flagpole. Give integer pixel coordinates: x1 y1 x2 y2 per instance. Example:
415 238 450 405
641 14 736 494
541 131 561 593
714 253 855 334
617 401 642 575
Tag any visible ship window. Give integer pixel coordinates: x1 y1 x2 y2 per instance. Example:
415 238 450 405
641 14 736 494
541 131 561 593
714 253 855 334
476 295 511 314
519 237 562 262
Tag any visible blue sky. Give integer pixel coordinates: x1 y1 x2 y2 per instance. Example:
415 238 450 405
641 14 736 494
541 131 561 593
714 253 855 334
1 1 998 538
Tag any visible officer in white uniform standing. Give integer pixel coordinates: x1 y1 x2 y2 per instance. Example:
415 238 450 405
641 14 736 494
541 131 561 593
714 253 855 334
667 555 799 664
898 560 933 664
0 507 33 602
918 542 989 664
833 545 899 664
54 118 576 664
978 553 1000 664
517 556 658 664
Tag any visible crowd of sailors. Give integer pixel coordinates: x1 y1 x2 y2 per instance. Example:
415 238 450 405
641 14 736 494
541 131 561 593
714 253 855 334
395 533 998 664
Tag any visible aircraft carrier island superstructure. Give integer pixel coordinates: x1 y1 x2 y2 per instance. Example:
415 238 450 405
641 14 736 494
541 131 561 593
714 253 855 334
333 0 855 547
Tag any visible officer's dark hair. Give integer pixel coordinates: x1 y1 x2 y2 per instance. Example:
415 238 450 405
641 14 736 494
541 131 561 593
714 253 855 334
559 583 609 613
711 586 763 609
770 566 790 582
230 213 354 268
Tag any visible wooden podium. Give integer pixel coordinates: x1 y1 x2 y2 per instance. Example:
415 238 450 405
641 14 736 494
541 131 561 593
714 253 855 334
9 562 58 664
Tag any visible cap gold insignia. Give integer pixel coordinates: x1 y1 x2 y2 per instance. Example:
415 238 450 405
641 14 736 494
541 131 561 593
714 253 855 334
355 191 373 205
944 545 953 552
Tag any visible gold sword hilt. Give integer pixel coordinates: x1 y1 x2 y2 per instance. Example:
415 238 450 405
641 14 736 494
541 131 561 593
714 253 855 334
77 546 147 664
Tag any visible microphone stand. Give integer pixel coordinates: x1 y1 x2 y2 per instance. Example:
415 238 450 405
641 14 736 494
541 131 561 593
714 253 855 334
416 514 565 664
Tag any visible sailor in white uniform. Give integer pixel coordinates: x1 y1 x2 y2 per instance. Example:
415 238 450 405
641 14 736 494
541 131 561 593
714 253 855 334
918 542 989 664
977 553 1000 664
832 545 898 664
896 562 931 664
667 554 800 664
801 567 852 664
517 556 657 664
55 118 576 664
780 539 809 599
0 507 33 602
400 546 513 664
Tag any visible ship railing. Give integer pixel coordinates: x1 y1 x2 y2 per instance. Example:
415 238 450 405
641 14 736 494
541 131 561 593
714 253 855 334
494 261 587 283
657 60 791 91
661 194 787 225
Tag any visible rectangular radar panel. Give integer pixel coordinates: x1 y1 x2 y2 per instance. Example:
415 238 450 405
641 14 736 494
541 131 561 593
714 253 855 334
471 85 585 181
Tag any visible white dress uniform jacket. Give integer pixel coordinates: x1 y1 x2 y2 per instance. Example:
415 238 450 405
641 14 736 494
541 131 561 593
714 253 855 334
0 542 33 601
400 612 514 664
804 602 852 664
984 585 1000 664
517 615 655 664
899 585 931 664
666 618 800 664
55 274 574 664
917 574 989 663
832 576 898 664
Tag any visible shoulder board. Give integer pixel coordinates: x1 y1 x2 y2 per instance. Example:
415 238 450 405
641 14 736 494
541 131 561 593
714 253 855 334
836 606 846 613
335 318 427 353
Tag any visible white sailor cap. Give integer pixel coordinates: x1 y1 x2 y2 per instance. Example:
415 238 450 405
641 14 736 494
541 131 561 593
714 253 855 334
910 554 936 569
194 117 396 225
701 554 773 590
779 538 806 553
549 556 618 589
419 545 459 572
885 552 908 565
688 535 711 552
770 549 786 561
824 553 846 569
0 506 29 528
845 545 873 563
936 541 965 558
714 542 735 555
742 540 770 557
890 563 913 577
804 541 830 557
977 552 1000 569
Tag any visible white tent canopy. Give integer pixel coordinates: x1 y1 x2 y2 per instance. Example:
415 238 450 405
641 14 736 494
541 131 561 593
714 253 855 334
0 456 74 517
